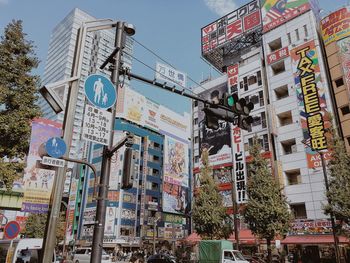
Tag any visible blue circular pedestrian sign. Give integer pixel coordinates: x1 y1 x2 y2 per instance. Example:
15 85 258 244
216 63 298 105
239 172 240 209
4 221 20 240
45 137 67 158
84 74 117 109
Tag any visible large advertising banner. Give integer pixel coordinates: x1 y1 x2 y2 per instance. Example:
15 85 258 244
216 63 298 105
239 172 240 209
201 0 261 54
198 82 232 167
291 40 331 168
338 37 350 97
261 0 310 33
105 206 116 236
163 182 188 214
219 190 233 207
22 118 62 213
321 7 350 46
139 137 148 225
66 175 78 242
164 136 189 187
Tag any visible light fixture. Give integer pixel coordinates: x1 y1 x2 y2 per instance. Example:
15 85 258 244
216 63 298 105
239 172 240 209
123 23 136 36
39 85 64 114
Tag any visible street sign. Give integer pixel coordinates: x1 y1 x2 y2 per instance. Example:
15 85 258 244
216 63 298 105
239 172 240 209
41 156 65 167
155 62 187 88
45 137 66 158
82 104 112 146
84 74 116 109
4 221 20 240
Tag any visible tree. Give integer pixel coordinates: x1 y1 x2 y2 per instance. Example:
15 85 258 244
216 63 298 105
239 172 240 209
0 20 41 190
324 125 350 235
243 137 292 262
23 212 66 243
192 148 232 239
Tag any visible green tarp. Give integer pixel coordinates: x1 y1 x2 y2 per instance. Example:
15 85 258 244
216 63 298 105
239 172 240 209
199 240 233 263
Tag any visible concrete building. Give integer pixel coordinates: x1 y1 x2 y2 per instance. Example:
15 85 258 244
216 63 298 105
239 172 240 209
320 6 350 152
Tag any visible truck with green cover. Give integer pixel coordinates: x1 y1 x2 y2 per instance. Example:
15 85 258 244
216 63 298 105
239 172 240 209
198 240 249 263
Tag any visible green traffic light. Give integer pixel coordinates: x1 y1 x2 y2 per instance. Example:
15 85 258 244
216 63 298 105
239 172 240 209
227 96 235 107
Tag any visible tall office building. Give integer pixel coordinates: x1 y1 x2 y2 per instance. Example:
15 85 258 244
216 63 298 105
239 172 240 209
38 8 133 158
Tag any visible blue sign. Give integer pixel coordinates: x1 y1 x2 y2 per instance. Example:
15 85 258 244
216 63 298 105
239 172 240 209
84 74 116 109
45 137 66 158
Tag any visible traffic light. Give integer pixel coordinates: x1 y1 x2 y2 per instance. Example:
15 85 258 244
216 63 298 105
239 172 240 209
203 106 220 130
121 147 136 189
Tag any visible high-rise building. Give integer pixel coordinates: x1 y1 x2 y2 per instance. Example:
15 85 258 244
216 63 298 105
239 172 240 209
38 8 133 158
320 6 350 152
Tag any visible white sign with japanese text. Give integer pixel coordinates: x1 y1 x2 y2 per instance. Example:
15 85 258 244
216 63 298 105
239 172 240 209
82 104 112 146
41 156 65 167
155 62 187 88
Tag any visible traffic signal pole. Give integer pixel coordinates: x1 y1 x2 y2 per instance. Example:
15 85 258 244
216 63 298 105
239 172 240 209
90 21 125 263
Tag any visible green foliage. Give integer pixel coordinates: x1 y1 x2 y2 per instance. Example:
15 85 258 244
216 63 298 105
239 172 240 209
243 136 292 260
23 212 66 243
0 20 41 190
324 126 350 234
0 161 24 190
192 148 232 239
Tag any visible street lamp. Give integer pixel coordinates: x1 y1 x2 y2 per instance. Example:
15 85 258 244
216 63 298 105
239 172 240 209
301 140 340 263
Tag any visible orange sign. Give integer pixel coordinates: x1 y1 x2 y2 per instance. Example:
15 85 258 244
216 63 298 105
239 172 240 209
321 7 350 45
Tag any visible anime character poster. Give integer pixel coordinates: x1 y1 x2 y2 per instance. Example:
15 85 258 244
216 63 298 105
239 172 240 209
22 118 62 213
162 182 188 215
163 136 189 187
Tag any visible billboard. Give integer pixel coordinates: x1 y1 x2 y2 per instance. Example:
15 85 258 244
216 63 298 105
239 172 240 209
337 37 350 97
201 0 261 54
116 86 190 139
163 136 189 187
22 118 62 213
198 82 232 167
321 7 350 46
163 182 188 214
105 206 116 236
261 0 310 32
290 40 331 168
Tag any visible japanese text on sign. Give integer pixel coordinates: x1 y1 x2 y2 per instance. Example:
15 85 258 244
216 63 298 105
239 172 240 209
155 62 186 88
139 137 148 226
82 104 112 146
321 7 350 45
267 47 289 65
296 46 327 150
41 156 65 167
201 0 261 54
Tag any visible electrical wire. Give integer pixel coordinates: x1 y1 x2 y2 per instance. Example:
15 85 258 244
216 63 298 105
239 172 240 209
130 36 218 94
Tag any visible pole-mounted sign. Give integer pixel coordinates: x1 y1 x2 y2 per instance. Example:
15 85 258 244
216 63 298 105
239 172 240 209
45 137 67 159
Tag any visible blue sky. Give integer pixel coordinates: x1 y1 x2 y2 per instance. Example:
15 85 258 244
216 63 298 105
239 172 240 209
0 0 346 114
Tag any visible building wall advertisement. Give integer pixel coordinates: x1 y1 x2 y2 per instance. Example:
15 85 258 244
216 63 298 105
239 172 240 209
139 137 148 225
198 82 232 167
291 40 331 168
105 206 116 236
321 7 350 46
201 0 261 54
22 118 62 213
164 136 189 187
261 0 310 33
337 37 350 98
163 182 188 214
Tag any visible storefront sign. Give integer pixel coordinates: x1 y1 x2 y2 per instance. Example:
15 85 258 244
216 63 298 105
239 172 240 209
267 47 289 65
321 7 350 45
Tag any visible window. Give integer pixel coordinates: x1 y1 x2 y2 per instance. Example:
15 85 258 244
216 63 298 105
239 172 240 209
295 28 300 41
335 78 344 87
287 32 291 45
274 85 289 100
151 182 158 191
268 38 282 52
194 118 198 125
257 71 262 86
243 76 248 91
286 169 301 185
248 75 257 85
303 25 308 37
347 137 350 146
281 139 297 155
271 61 285 75
290 203 307 219
341 105 350 116
277 111 293 126
252 116 261 127
194 136 199 143
259 90 264 106
194 100 198 107
194 156 199 163
261 112 267 128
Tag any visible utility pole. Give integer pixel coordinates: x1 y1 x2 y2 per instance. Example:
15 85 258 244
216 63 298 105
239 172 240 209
230 181 240 250
90 21 135 263
153 217 159 255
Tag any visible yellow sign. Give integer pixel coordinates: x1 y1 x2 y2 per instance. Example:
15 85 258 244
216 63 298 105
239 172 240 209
321 7 350 45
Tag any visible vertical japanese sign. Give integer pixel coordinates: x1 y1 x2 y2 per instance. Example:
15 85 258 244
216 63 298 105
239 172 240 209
291 40 331 168
261 0 310 32
66 174 78 242
139 137 148 226
231 126 247 204
227 64 239 89
22 118 61 213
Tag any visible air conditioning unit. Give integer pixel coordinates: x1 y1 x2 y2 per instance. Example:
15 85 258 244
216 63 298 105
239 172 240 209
291 144 297 153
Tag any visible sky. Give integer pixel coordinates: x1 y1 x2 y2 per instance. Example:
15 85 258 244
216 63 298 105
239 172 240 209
0 0 347 115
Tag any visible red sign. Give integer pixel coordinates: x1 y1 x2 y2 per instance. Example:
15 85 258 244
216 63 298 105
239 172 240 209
4 221 20 240
227 64 239 87
267 47 289 65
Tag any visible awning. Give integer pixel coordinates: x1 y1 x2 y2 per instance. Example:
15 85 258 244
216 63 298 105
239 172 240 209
282 235 350 245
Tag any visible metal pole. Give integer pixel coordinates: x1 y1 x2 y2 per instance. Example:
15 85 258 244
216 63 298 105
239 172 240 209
319 152 341 263
153 218 158 255
230 177 239 250
42 25 87 262
90 21 124 263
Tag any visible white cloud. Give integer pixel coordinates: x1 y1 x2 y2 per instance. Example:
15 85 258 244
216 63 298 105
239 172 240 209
0 0 9 5
204 0 238 17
